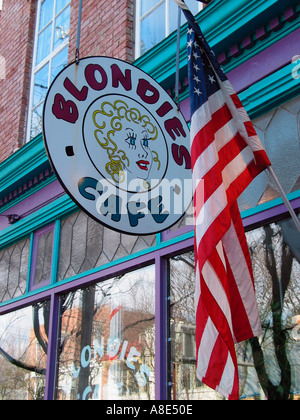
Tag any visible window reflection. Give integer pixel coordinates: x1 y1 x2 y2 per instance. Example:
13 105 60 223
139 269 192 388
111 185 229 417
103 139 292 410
169 251 222 400
0 303 48 400
56 266 155 400
0 238 30 304
244 216 300 400
29 0 70 141
141 3 166 55
169 214 300 400
137 0 201 57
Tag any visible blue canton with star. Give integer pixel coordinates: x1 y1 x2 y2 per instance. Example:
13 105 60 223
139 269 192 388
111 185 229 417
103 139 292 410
186 16 228 119
187 26 219 116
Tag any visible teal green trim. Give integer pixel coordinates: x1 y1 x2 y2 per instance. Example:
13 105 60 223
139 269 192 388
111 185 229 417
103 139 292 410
134 0 300 92
26 233 34 294
241 190 300 219
0 133 48 199
0 282 55 309
0 227 194 309
0 64 298 250
239 62 300 119
0 194 77 251
1 186 299 309
53 227 194 289
0 1 298 212
0 173 55 214
156 233 162 246
51 219 61 285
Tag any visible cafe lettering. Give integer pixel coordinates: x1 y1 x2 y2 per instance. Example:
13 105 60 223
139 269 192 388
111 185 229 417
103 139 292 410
43 57 192 235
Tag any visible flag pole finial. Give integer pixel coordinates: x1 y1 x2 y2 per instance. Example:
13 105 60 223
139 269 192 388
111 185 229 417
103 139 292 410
173 0 190 11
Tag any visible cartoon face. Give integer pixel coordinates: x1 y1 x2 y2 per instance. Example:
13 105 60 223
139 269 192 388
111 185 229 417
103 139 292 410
83 96 168 192
123 127 154 180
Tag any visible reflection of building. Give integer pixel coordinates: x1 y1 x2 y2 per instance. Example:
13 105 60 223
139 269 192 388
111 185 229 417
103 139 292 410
55 288 155 400
1 0 300 400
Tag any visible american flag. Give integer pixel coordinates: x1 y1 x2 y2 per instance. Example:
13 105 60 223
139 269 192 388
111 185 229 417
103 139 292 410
182 8 271 399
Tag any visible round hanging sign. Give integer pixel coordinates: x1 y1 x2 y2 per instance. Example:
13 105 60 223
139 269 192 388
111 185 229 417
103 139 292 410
43 57 192 235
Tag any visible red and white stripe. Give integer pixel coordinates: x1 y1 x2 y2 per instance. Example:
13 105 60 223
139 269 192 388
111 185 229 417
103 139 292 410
191 77 270 400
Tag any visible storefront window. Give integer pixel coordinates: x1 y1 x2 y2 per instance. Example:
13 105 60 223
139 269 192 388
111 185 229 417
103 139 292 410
169 251 222 399
135 0 202 57
244 216 300 400
239 97 300 212
57 211 156 281
30 224 55 290
169 214 300 400
27 0 70 141
0 302 48 400
56 265 155 400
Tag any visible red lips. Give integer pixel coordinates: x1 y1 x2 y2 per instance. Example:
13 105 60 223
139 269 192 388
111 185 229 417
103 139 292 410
136 160 150 171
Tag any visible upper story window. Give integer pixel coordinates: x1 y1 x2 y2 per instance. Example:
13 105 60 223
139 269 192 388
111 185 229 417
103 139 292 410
135 0 202 58
27 0 71 141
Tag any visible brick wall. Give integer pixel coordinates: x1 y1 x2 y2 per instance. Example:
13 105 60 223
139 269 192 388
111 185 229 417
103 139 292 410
0 0 37 164
68 0 134 64
0 0 134 165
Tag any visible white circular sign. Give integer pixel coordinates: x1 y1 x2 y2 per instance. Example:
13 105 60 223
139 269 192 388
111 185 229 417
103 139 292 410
43 57 192 235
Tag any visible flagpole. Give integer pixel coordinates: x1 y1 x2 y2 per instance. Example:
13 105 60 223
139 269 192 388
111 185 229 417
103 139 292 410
267 167 300 232
75 0 83 63
175 5 182 109
174 0 300 233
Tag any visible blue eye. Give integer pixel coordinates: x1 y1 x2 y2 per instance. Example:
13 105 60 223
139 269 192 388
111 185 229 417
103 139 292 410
126 133 136 147
143 138 149 147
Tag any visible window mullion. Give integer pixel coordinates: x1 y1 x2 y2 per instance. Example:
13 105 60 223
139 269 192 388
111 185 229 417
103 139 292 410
140 0 165 21
166 0 170 37
27 0 70 143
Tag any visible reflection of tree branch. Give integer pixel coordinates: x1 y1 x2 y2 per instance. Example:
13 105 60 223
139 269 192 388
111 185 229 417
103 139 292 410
251 225 293 400
0 346 46 375
170 291 194 309
173 255 195 270
33 305 48 355
122 314 155 334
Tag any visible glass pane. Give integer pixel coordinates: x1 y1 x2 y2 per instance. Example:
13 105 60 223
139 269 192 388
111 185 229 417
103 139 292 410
39 0 54 31
30 103 44 139
50 46 68 81
141 0 162 16
33 229 54 286
169 251 222 400
243 216 300 400
141 2 166 55
239 96 300 211
57 211 156 282
0 303 48 400
33 63 49 108
55 0 70 14
169 0 200 34
36 24 52 65
169 215 300 400
0 238 30 303
169 2 180 35
56 266 156 400
169 200 194 235
184 0 201 16
53 5 70 51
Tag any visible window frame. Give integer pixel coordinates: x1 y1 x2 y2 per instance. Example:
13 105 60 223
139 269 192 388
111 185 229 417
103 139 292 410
29 222 56 291
135 0 203 59
0 207 299 399
26 0 71 143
